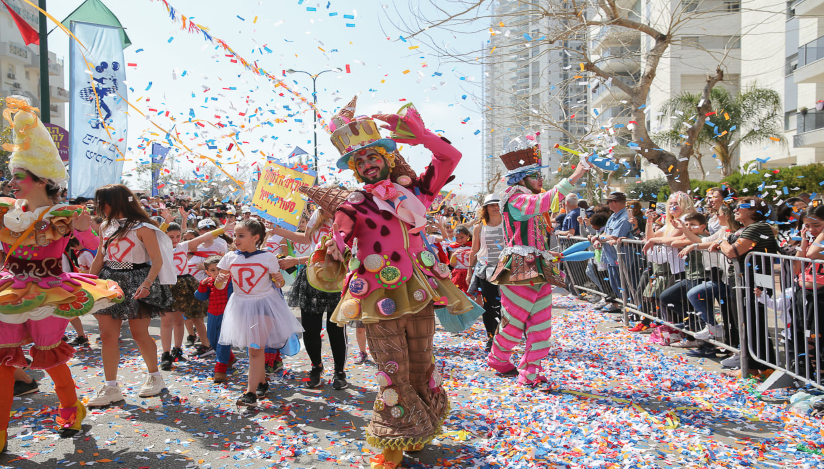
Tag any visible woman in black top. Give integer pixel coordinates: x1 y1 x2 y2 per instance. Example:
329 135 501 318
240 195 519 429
714 196 777 375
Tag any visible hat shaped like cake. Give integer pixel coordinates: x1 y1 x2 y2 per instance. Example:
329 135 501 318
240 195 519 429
330 96 397 170
3 97 68 186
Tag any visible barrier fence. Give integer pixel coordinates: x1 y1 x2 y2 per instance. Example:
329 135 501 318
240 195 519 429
554 235 823 391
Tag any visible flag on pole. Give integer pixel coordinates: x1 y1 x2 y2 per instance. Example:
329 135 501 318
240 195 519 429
288 146 309 159
1 0 39 45
61 0 131 49
150 142 170 196
68 22 128 198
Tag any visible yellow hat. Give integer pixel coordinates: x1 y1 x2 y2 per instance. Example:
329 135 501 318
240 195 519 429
3 97 68 186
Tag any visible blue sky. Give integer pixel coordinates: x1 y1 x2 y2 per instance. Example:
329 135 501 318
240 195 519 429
45 0 485 196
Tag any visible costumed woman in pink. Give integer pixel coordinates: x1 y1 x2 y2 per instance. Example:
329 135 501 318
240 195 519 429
0 98 123 452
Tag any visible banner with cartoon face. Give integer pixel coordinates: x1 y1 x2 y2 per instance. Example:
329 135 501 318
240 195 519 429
68 22 127 198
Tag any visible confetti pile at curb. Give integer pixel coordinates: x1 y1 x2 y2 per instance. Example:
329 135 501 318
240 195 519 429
3 295 822 468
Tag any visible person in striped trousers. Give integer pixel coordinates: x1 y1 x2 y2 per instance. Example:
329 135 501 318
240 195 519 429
486 138 590 386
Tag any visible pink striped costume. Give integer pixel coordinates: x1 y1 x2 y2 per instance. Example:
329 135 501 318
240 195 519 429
487 179 573 385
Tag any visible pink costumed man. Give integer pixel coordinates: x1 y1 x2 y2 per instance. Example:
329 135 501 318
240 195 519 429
299 97 473 469
486 137 590 386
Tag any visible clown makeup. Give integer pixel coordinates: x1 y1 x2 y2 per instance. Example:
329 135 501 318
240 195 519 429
353 149 390 184
9 169 38 199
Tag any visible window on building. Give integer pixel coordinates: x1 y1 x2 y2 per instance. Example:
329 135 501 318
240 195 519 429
729 36 741 49
25 71 30 80
786 53 798 76
682 36 700 47
724 1 741 13
682 0 699 13
787 0 796 19
785 110 797 131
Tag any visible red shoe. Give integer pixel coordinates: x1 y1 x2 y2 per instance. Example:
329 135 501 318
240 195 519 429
628 323 647 332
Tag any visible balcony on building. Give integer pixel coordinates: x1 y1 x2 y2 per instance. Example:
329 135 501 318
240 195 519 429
0 41 31 66
793 0 824 17
594 45 641 74
795 34 824 84
50 85 69 103
794 110 824 147
590 75 635 107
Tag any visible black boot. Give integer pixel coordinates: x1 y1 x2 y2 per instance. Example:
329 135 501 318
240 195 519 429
171 347 187 363
160 352 173 371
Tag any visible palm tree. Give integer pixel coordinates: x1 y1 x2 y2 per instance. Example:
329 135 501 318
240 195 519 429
655 86 784 178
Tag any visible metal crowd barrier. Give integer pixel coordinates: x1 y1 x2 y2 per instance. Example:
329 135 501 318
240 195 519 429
554 235 617 301
743 252 823 390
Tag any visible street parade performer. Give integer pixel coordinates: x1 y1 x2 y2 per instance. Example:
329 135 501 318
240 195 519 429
486 136 590 386
299 97 474 469
0 98 123 451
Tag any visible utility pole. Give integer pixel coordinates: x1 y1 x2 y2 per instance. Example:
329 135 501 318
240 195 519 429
38 0 49 123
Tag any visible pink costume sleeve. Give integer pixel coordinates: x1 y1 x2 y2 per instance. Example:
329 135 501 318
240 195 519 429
508 178 574 218
73 229 98 250
415 132 462 208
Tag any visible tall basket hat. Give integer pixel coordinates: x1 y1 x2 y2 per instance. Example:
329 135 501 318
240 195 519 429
499 146 548 185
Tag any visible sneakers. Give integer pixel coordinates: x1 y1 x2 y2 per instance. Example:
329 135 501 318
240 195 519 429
255 382 269 398
720 353 740 369
332 372 349 390
13 379 38 397
236 392 257 407
171 346 187 362
354 352 369 365
213 372 227 384
628 323 648 333
138 374 165 398
670 339 701 349
87 384 125 408
185 334 197 347
694 324 725 341
592 299 607 308
68 336 90 347
485 338 494 354
305 366 324 389
160 352 174 371
194 345 215 358
686 345 717 358
265 360 283 376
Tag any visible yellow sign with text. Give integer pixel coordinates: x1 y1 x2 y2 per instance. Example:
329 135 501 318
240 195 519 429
251 161 316 231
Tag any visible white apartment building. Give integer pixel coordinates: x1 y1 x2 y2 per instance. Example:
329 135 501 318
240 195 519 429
0 0 68 127
588 0 742 183
784 0 824 166
482 1 588 189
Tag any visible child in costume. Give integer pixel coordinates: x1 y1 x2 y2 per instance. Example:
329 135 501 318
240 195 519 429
195 256 236 383
0 98 123 451
214 219 303 406
448 225 473 293
486 136 590 386
301 97 473 469
273 205 349 389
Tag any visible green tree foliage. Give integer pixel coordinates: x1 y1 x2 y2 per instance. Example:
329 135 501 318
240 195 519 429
625 178 669 202
655 87 784 178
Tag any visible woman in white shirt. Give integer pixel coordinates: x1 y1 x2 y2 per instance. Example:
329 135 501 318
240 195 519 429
88 185 176 408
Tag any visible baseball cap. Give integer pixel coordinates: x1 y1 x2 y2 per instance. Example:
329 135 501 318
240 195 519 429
197 218 216 230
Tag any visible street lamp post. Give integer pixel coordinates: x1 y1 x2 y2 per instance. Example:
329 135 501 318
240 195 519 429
285 68 341 172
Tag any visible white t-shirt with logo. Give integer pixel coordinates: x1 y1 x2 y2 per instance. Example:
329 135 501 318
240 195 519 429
265 234 284 255
217 250 281 296
188 237 228 281
173 241 191 277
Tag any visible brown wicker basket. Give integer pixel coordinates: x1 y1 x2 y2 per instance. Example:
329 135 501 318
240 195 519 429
499 147 541 172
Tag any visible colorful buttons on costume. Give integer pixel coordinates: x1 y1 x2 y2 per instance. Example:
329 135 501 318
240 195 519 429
376 298 396 316
363 254 384 272
524 253 536 263
384 361 399 374
396 175 412 186
432 263 450 279
349 257 361 271
390 405 405 419
419 251 436 267
427 278 439 290
348 278 368 297
429 370 443 389
376 371 392 387
379 266 401 285
381 387 399 407
374 399 385 412
413 289 428 302
340 299 362 319
347 192 365 204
